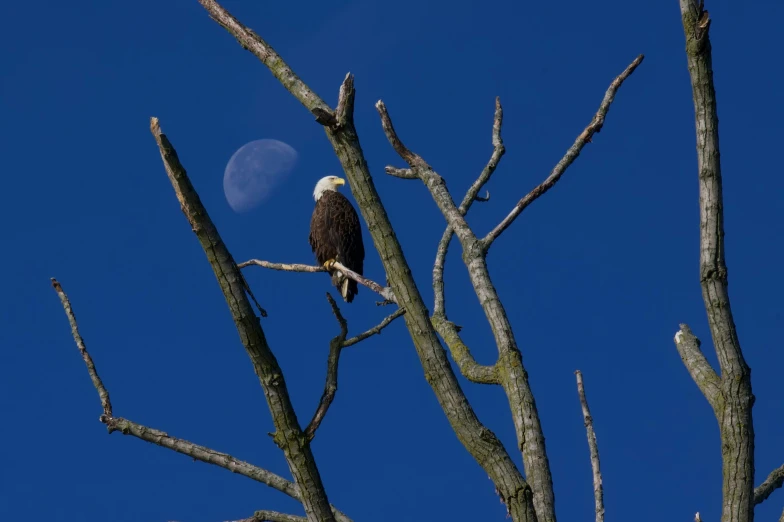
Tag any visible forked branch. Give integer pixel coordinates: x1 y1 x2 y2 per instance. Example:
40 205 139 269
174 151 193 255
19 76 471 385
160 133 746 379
482 54 644 249
199 2 538 519
51 278 351 522
377 54 643 522
305 293 405 441
433 97 505 317
677 2 754 521
376 96 555 522
575 371 604 522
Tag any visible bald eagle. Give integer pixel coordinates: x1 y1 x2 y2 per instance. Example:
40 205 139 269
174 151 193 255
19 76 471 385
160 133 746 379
309 176 365 303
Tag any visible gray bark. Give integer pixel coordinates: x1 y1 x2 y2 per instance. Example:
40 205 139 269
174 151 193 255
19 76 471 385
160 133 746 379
676 2 756 522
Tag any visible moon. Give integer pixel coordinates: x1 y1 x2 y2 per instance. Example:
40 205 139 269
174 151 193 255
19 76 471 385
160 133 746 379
223 139 298 213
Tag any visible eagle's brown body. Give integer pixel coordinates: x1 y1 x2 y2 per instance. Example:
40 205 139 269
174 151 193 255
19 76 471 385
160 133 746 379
309 189 365 302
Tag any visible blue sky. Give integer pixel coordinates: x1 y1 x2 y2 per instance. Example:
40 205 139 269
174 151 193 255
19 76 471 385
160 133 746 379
2 0 783 521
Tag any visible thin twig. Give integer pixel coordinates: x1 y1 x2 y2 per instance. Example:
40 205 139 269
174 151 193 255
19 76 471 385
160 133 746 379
51 278 113 418
433 97 505 317
343 308 406 347
304 294 348 442
695 513 703 522
376 101 420 167
305 296 406 441
482 54 644 249
239 270 268 318
575 371 604 522
754 463 784 506
239 259 396 303
474 191 491 202
779 507 784 522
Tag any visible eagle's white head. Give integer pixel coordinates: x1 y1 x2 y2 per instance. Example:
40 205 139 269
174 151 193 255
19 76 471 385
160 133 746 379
313 175 346 201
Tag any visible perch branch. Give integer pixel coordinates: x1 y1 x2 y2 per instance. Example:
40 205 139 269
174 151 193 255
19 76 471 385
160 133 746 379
200 3 538 519
434 96 505 317
237 260 326 273
304 294 348 442
52 278 350 522
780 508 784 522
151 117 335 522
482 54 644 249
754 463 784 506
51 278 112 418
575 371 604 522
239 259 396 304
673 324 723 412
678 3 754 522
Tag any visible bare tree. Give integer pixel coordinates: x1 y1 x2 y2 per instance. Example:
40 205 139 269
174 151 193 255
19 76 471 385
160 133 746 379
50 1 782 522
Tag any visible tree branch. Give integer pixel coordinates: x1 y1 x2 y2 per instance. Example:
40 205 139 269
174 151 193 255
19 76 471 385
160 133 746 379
678 3 754 522
239 259 396 304
754 463 784 506
376 97 557 522
52 278 351 522
199 3 538 519
343 308 406 348
306 295 406 440
434 97 505 318
51 278 112 418
575 371 604 522
304 294 348 442
150 117 336 522
482 54 644 249
430 315 498 384
196 0 333 125
427 99 505 386
237 260 327 273
377 101 477 248
673 324 723 412
236 510 307 522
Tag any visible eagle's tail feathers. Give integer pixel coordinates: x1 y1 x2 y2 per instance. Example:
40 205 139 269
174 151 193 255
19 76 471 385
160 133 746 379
341 278 350 302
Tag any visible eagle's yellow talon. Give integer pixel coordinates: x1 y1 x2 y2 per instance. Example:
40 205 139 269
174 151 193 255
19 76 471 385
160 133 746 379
323 259 336 270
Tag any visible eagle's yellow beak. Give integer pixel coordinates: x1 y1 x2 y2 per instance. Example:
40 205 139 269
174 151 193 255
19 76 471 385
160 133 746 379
334 178 346 186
